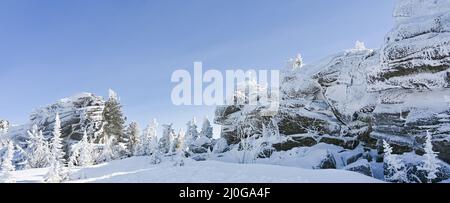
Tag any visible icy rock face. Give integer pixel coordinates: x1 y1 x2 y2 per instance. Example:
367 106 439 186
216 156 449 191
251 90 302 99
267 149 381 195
215 49 379 150
368 0 450 163
344 159 373 177
6 93 106 152
29 93 106 142
370 0 450 90
214 0 450 165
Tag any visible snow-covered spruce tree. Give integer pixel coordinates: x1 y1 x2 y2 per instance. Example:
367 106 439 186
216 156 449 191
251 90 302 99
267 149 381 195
78 131 94 166
159 124 175 154
140 119 158 156
0 141 15 183
149 135 162 165
45 113 67 183
124 121 140 156
97 135 119 163
69 130 94 168
200 118 213 139
68 144 80 168
419 131 441 183
26 125 51 168
103 89 126 144
185 118 199 151
383 140 408 183
173 129 186 166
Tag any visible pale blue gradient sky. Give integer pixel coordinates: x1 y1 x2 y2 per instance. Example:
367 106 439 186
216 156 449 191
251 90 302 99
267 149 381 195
0 0 396 136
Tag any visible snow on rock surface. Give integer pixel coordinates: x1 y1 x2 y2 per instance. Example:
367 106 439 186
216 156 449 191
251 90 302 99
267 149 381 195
372 0 450 90
6 93 106 156
11 156 382 183
214 0 450 169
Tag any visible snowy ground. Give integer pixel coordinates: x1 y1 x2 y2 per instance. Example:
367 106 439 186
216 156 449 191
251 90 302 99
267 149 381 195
11 156 382 183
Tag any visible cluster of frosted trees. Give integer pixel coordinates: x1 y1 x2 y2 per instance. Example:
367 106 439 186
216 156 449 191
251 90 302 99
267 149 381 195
0 114 68 182
0 113 216 183
235 118 284 164
126 117 215 165
383 131 442 183
0 89 219 183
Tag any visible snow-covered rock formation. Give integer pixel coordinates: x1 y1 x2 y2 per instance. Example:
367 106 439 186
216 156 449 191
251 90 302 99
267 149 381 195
214 0 450 179
0 120 9 133
7 93 106 154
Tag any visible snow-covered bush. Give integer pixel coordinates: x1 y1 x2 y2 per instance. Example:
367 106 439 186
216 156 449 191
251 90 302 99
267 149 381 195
135 119 158 156
68 130 94 167
419 131 441 183
185 118 199 154
124 121 140 156
159 124 175 154
200 118 213 139
288 53 304 70
173 130 186 166
96 136 121 163
26 125 51 168
0 141 16 183
383 140 408 183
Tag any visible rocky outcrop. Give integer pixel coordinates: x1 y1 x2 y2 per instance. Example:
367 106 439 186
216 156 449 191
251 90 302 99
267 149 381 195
345 159 373 177
314 150 337 169
7 93 106 156
29 93 106 142
372 0 450 90
214 0 450 167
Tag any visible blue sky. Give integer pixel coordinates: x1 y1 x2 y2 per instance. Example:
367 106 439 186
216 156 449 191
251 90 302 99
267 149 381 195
0 0 395 136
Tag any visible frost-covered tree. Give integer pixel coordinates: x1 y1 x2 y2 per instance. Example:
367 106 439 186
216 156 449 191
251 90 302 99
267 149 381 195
419 131 441 183
97 135 119 163
68 145 80 168
235 119 256 164
200 118 213 139
124 121 140 155
185 118 199 148
45 113 67 183
133 119 157 156
159 124 175 154
149 136 162 165
383 140 408 183
256 123 275 159
0 141 15 183
286 53 304 71
173 129 186 166
173 129 186 152
79 131 94 166
354 40 366 51
69 130 94 167
292 53 303 70
103 89 126 143
26 125 51 168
